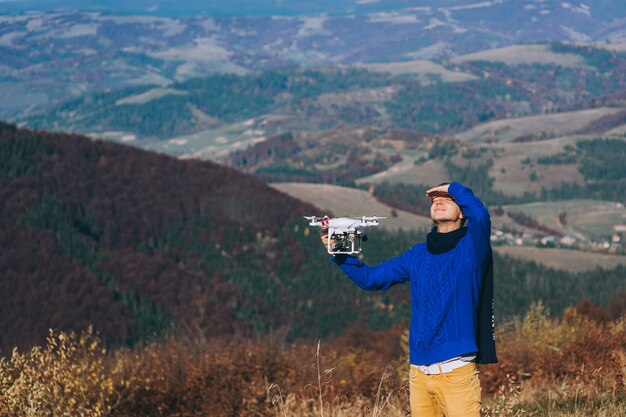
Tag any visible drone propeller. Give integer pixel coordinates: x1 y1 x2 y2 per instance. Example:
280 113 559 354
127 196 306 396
304 215 330 223
343 216 382 219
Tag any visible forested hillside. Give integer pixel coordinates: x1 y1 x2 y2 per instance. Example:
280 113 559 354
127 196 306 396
25 68 389 138
0 121 320 351
1 122 624 355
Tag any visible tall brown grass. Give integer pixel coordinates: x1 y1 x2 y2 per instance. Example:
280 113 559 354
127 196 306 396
0 303 624 416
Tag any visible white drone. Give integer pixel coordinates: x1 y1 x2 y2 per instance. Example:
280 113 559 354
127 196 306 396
305 215 386 254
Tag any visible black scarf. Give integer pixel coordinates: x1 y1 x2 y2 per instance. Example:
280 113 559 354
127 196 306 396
426 226 468 254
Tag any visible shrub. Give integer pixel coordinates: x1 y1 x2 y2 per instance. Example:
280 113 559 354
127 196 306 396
0 327 114 416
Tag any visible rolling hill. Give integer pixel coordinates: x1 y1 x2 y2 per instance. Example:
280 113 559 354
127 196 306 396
22 43 626 142
0 121 325 352
1 122 624 356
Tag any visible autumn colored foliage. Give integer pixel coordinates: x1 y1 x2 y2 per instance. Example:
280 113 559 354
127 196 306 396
0 122 319 352
1 302 624 417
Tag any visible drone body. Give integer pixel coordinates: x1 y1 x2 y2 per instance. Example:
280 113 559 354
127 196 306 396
304 215 386 254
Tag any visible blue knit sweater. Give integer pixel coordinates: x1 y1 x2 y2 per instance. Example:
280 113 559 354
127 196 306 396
331 182 497 365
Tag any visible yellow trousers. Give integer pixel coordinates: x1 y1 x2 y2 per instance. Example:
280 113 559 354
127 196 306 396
409 363 481 417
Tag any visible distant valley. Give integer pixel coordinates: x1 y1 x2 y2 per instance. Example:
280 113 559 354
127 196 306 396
2 0 626 119
22 42 626 207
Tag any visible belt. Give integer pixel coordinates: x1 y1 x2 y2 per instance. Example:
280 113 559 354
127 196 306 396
414 359 472 375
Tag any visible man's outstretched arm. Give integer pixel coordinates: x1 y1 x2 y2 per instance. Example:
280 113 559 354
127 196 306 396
329 249 413 291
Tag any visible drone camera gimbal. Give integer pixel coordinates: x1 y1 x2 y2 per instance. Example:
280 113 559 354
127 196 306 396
329 231 362 254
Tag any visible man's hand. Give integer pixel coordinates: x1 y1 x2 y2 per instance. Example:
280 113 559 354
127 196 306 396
426 183 451 199
320 230 335 251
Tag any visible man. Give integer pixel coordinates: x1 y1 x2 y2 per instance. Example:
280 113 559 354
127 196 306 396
323 182 497 417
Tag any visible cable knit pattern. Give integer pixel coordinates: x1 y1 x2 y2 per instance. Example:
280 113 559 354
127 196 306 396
331 182 498 365
415 254 456 349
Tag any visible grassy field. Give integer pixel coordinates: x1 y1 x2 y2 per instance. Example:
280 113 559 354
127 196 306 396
355 150 446 186
355 132 619 199
494 246 626 272
487 135 587 196
353 136 580 195
501 199 626 240
358 60 477 82
313 86 397 107
450 44 586 67
143 117 270 161
454 107 626 143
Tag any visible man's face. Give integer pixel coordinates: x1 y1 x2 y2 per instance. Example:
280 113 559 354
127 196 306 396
430 195 463 224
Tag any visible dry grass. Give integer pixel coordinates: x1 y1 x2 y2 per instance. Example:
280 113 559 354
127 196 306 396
356 158 450 187
455 108 624 143
358 60 477 82
0 303 624 416
480 302 625 416
450 44 586 67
